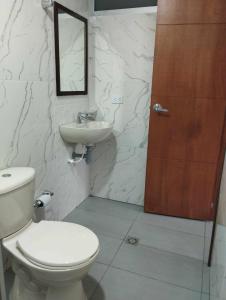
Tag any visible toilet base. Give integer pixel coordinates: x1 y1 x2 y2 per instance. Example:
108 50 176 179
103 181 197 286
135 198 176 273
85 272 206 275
47 281 87 300
10 275 87 300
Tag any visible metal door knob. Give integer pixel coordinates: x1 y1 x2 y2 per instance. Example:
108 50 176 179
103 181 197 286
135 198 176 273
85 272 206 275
153 103 169 113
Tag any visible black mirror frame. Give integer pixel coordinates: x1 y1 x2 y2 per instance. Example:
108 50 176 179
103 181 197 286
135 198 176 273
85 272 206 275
53 1 88 96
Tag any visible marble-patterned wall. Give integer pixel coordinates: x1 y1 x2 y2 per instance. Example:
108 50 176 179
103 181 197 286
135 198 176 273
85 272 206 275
89 13 156 205
0 0 90 220
210 157 226 300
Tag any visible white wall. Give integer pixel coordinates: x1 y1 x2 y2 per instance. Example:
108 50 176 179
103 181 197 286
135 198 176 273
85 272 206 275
0 0 90 220
89 13 156 205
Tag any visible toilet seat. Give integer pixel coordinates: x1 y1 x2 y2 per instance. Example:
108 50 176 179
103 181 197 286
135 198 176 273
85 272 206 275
16 221 99 269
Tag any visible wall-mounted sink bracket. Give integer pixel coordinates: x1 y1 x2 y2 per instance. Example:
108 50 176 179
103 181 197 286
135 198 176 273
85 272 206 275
68 145 95 164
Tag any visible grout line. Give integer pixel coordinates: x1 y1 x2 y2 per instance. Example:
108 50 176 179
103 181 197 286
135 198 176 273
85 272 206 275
89 210 139 299
79 197 206 237
123 225 204 261
108 212 138 267
109 265 203 295
77 206 139 223
88 265 109 300
121 208 141 243
111 215 204 294
89 229 126 298
94 261 109 267
121 241 204 262
88 195 143 210
83 199 207 299
133 218 206 238
89 240 124 299
79 202 205 259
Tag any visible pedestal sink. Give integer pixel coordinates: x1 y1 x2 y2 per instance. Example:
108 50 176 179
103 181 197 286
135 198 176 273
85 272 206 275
59 121 113 145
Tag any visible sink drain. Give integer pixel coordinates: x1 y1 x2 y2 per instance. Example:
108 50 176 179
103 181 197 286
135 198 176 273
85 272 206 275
126 236 139 246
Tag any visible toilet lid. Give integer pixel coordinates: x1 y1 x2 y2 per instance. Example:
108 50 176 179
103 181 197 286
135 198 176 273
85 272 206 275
16 221 99 268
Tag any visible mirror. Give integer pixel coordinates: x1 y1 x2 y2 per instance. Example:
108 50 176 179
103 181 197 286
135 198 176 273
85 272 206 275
54 2 88 96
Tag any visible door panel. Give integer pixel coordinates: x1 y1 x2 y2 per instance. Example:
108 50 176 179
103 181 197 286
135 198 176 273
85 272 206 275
145 0 226 220
145 158 217 220
149 97 226 163
152 25 226 98
158 0 226 25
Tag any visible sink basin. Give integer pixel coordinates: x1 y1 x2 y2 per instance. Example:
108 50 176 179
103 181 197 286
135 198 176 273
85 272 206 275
59 121 113 145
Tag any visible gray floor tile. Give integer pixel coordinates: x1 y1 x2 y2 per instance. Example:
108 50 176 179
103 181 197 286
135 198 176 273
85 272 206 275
205 222 213 238
202 264 210 294
136 212 205 236
128 221 204 260
112 243 203 292
91 267 201 300
96 234 122 265
201 293 210 300
64 199 206 300
65 208 133 240
79 197 142 221
83 263 108 299
204 235 211 263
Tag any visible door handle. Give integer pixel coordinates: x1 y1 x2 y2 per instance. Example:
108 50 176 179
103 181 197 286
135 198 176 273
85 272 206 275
153 103 169 113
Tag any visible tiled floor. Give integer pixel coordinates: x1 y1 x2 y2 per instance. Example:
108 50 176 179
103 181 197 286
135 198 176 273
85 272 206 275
65 196 210 300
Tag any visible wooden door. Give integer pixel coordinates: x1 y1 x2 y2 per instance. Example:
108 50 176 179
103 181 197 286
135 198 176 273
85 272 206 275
145 0 226 220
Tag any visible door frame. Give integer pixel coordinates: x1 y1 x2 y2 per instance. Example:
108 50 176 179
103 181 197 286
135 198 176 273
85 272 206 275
208 111 226 266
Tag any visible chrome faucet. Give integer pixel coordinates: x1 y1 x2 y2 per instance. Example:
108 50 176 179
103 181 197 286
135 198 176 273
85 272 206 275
77 111 97 123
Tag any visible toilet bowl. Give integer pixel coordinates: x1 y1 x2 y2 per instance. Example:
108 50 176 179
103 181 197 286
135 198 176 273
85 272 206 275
0 167 99 300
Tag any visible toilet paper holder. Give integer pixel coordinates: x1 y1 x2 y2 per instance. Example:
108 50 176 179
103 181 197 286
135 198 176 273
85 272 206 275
34 191 54 208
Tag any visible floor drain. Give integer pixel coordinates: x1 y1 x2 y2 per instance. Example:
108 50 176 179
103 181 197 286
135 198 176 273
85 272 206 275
126 236 139 246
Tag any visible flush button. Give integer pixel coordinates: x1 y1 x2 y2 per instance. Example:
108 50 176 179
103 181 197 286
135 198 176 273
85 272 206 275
2 173 12 178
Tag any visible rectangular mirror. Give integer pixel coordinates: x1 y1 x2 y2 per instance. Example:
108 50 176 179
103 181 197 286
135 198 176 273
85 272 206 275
54 2 88 96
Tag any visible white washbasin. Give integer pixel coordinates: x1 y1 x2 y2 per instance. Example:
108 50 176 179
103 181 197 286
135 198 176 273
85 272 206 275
59 121 113 145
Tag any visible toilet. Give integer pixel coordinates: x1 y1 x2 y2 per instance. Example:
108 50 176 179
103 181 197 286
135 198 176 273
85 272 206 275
0 167 99 300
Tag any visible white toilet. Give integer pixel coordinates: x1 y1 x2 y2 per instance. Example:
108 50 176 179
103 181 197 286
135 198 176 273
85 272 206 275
0 167 99 300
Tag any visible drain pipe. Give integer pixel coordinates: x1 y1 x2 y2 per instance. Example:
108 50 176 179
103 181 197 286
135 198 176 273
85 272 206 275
68 145 88 164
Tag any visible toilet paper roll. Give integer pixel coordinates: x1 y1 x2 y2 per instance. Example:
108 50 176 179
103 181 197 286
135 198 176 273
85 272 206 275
36 193 52 207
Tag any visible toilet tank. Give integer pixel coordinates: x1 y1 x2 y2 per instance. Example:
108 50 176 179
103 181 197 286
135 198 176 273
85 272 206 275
0 167 35 239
